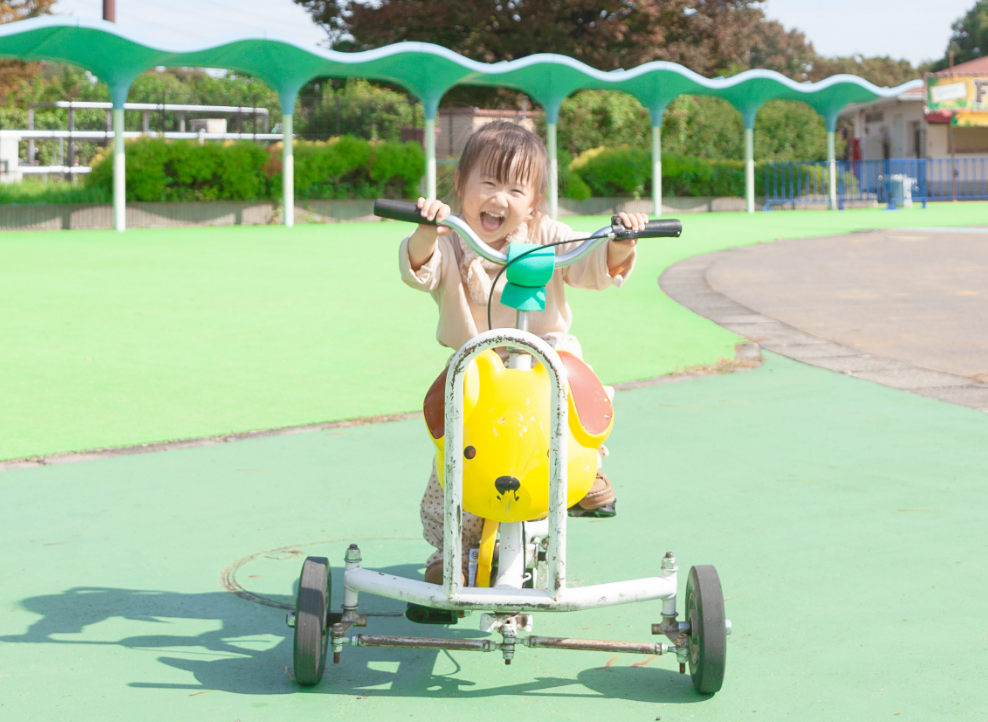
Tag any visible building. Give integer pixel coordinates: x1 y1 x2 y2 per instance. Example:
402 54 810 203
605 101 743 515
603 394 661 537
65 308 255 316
841 56 988 161
402 107 539 161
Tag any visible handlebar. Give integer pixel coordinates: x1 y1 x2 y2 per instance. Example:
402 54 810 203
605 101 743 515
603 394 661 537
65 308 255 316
373 199 682 268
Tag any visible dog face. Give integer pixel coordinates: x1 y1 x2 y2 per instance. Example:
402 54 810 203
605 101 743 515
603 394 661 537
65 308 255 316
424 350 613 523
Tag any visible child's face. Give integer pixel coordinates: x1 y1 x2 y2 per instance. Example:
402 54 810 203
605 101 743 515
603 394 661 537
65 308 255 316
458 165 540 246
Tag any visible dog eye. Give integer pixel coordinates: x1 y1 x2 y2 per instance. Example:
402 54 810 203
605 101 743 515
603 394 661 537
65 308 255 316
464 446 476 460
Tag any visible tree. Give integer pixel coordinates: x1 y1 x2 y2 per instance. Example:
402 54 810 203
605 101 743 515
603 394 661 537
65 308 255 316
295 0 816 78
0 0 56 99
808 55 923 88
932 0 988 69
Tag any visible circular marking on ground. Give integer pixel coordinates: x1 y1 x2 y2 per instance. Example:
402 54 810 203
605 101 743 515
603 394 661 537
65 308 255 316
222 537 425 613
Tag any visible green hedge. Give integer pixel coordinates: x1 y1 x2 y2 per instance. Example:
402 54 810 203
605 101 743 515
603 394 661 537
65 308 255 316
86 136 424 202
567 145 767 198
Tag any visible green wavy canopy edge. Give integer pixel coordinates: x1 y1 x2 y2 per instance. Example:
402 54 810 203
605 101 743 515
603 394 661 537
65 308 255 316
0 17 921 127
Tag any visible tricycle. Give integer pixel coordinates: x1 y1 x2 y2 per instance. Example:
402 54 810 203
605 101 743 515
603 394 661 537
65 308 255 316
286 199 730 695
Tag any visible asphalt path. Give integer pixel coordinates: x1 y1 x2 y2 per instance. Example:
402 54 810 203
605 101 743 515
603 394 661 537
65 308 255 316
706 227 988 383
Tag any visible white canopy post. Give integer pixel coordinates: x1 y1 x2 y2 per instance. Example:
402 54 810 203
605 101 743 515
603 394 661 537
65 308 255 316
112 108 125 231
649 104 668 217
827 130 837 210
425 116 436 198
277 86 303 228
544 99 564 220
109 81 131 232
744 126 755 214
282 113 294 227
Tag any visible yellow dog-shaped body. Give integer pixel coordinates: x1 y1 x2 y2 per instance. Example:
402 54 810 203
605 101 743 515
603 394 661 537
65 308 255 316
423 349 614 525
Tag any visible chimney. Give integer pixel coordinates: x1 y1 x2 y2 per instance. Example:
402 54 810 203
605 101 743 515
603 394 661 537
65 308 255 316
103 0 115 22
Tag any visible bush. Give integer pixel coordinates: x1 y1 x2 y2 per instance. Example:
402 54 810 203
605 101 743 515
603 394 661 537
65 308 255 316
85 136 424 203
570 146 650 197
569 145 768 198
88 139 270 202
0 178 109 204
559 165 592 201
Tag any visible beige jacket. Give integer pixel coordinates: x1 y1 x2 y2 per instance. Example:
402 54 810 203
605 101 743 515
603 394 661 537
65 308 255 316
399 215 636 353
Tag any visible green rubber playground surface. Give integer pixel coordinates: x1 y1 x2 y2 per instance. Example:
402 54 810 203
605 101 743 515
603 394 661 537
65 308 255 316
2 354 986 720
2 202 987 462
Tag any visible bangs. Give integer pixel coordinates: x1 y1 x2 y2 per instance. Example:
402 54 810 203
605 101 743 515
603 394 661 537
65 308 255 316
477 141 540 189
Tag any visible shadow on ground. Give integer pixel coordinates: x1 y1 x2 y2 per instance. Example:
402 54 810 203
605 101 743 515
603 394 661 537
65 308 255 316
4 563 703 703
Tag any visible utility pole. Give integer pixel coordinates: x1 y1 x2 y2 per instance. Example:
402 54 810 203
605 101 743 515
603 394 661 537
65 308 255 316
103 0 115 22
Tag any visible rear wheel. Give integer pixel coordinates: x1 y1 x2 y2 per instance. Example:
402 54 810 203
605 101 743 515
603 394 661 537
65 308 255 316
293 556 330 686
685 565 727 694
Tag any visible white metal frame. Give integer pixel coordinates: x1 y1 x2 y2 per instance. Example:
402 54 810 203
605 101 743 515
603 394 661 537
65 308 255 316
343 328 678 615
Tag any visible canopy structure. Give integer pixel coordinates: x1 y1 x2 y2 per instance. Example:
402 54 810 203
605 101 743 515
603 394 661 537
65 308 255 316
0 17 922 229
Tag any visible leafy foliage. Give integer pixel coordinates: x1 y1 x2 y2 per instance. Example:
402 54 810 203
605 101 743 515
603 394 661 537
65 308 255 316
296 0 820 81
567 145 767 198
808 56 926 87
546 91 845 163
295 79 415 141
0 0 55 98
0 177 109 204
933 0 988 69
84 136 424 203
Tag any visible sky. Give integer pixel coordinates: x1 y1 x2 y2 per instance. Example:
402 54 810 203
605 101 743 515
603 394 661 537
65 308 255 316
52 0 973 67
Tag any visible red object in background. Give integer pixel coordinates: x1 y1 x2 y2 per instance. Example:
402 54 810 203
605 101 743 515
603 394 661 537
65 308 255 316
850 138 862 161
924 109 953 124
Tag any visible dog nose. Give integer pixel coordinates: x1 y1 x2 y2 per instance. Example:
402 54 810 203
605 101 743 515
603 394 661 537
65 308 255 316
494 476 521 495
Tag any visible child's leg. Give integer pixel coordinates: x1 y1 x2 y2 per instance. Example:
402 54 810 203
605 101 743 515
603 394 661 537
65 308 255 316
421 459 485 579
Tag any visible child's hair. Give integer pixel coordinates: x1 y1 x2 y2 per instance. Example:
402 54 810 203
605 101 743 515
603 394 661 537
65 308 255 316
450 120 549 221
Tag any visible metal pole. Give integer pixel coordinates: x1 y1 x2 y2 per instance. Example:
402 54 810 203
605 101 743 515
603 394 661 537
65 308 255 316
282 113 294 227
547 122 558 219
950 124 957 200
113 108 125 232
27 107 34 163
827 130 837 210
424 117 436 198
67 105 75 181
744 127 755 214
651 124 662 216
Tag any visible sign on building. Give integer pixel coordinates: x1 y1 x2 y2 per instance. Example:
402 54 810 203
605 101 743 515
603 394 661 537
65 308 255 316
926 74 988 126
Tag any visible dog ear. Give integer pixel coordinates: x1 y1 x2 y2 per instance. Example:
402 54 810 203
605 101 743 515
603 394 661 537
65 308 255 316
558 351 613 447
423 353 491 440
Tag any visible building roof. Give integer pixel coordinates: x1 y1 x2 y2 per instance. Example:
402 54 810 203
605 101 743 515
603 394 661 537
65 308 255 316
933 56 988 75
0 16 923 128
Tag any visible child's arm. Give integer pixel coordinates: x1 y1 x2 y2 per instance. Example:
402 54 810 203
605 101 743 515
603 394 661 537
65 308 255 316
407 197 453 271
606 212 647 278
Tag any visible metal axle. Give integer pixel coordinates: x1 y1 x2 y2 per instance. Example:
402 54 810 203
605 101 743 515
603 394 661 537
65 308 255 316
341 633 675 656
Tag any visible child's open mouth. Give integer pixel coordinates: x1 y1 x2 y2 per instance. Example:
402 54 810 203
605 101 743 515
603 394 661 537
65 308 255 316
480 211 505 233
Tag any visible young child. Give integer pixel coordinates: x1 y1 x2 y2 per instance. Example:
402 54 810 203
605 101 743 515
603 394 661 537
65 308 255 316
398 121 646 584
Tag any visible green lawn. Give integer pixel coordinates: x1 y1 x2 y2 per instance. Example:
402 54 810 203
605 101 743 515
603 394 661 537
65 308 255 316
1 202 986 461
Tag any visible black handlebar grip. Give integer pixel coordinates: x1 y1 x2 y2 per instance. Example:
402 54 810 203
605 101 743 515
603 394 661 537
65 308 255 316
374 199 437 225
610 216 682 239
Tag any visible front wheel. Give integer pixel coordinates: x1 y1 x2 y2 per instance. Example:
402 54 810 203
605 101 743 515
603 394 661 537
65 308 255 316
685 565 727 694
293 556 330 686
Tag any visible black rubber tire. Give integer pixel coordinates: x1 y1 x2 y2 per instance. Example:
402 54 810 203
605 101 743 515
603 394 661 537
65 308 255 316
293 556 330 686
685 565 727 695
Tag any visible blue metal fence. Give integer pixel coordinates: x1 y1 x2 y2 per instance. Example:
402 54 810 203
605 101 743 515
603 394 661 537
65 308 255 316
764 157 988 210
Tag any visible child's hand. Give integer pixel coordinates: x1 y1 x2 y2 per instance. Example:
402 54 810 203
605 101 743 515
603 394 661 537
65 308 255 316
611 212 649 246
408 197 451 271
606 211 645 277
415 197 453 236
